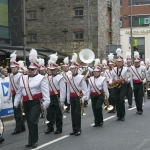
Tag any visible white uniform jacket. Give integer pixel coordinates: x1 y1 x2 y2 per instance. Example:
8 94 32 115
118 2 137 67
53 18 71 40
88 76 109 99
14 74 50 110
67 74 88 102
47 74 66 104
129 65 147 88
8 72 22 100
104 69 113 83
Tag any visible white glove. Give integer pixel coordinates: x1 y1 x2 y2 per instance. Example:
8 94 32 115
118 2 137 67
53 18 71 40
109 79 112 84
143 78 146 84
43 101 50 110
14 100 19 108
82 96 87 103
67 99 70 104
127 78 130 83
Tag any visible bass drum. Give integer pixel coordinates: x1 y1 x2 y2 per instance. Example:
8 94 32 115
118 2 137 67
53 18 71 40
0 118 4 136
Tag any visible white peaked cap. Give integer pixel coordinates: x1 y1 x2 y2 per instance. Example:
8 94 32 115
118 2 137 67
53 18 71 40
108 53 114 64
37 58 45 70
70 53 79 68
28 48 39 68
146 59 150 66
48 53 58 69
134 51 140 62
10 51 19 67
126 52 131 62
102 59 107 68
94 58 100 66
18 60 25 72
63 56 69 66
116 48 123 61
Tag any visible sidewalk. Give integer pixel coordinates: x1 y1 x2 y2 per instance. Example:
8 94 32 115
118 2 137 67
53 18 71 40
2 115 14 122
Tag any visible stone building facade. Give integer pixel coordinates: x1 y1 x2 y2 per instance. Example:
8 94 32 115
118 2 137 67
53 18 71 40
26 0 120 60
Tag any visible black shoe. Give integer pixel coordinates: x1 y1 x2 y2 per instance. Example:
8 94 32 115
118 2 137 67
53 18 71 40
25 143 32 147
138 111 142 115
128 105 132 108
12 130 20 135
0 137 4 143
116 117 121 121
75 131 81 136
32 142 38 148
99 122 103 126
44 129 54 134
70 130 77 135
120 117 125 121
21 128 26 132
54 130 62 134
93 124 99 127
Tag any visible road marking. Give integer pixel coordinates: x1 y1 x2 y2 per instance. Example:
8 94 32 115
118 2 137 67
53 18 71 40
128 106 136 110
90 115 116 126
31 135 69 150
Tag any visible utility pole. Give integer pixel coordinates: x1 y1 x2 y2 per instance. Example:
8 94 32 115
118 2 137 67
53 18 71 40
130 0 133 64
87 0 90 49
23 0 26 64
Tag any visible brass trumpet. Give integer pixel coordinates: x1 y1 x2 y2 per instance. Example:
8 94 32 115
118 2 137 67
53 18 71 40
103 93 114 111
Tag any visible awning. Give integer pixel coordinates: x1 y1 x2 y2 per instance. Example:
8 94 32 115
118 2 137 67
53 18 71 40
0 45 69 59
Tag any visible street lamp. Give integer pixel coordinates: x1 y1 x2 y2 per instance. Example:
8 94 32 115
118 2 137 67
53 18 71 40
130 0 134 64
23 0 26 64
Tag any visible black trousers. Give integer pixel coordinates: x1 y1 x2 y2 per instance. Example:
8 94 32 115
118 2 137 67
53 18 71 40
64 84 70 111
47 95 63 132
108 88 116 110
23 100 41 144
12 95 25 132
91 94 104 125
126 83 133 106
70 97 81 131
115 83 127 118
133 83 144 112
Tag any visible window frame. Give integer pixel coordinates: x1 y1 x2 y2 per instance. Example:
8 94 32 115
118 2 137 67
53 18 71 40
73 32 84 41
27 34 37 42
129 0 150 5
74 8 84 17
27 11 37 20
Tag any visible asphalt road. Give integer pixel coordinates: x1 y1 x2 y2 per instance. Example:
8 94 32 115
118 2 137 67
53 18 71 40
1 98 150 150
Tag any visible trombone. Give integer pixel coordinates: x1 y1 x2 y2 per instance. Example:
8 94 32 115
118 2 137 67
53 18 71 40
80 96 86 116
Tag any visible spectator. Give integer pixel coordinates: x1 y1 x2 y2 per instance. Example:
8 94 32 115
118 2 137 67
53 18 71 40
1 68 8 78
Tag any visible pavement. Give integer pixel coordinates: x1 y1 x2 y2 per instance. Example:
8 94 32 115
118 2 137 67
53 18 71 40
1 98 150 150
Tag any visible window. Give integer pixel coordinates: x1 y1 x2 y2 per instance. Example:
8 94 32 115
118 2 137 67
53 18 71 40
120 0 122 6
120 17 122 28
27 11 37 20
129 0 150 5
129 15 150 27
74 8 84 17
27 34 37 42
74 32 84 40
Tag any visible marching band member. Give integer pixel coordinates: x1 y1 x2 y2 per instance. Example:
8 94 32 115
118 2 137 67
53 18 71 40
111 48 129 121
7 51 26 135
14 49 50 148
61 57 72 113
38 58 47 76
88 59 109 127
104 53 116 113
44 53 66 134
67 53 88 136
129 51 147 115
126 52 133 108
146 59 150 99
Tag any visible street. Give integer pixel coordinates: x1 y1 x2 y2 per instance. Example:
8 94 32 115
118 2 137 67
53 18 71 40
1 99 150 150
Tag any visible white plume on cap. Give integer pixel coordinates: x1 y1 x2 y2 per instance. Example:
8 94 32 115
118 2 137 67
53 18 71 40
70 53 77 63
29 49 38 63
10 51 17 62
134 51 140 59
48 52 58 64
126 52 131 59
37 58 45 66
102 59 107 65
18 60 25 68
94 58 100 66
108 53 114 61
63 57 69 64
116 48 122 57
